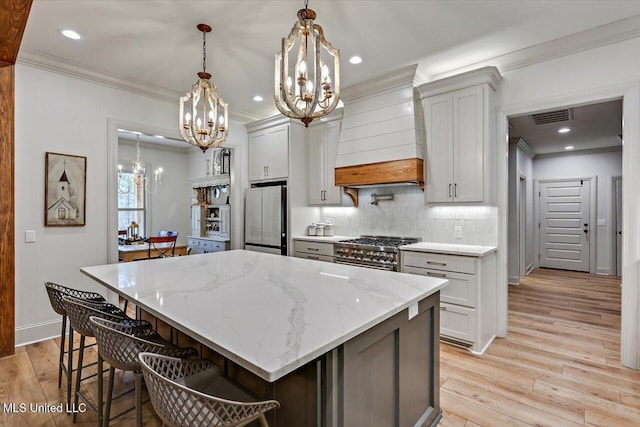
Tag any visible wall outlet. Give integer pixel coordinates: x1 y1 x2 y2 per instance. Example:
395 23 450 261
408 302 419 320
25 230 36 243
454 226 463 239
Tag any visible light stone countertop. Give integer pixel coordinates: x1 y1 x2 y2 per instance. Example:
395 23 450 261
187 235 229 242
81 250 447 382
292 235 357 243
399 242 497 257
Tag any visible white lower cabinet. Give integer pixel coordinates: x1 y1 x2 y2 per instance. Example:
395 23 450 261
401 249 496 354
188 237 229 255
293 240 334 263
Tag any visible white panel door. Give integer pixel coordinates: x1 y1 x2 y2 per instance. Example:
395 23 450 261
615 177 622 276
424 93 454 202
453 86 483 202
244 188 263 245
261 186 282 247
539 180 590 272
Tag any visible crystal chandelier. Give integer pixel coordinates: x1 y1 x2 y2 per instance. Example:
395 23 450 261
118 134 163 194
179 24 229 152
275 0 340 127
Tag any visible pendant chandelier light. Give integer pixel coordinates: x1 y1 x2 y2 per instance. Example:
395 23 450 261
179 24 229 152
275 0 340 127
117 134 163 195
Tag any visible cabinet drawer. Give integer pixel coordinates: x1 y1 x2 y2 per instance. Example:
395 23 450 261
294 252 334 263
201 240 226 252
440 303 476 343
293 240 334 257
402 251 475 274
403 266 477 307
188 238 200 248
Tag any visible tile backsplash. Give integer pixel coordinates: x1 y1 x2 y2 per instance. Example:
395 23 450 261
319 186 497 246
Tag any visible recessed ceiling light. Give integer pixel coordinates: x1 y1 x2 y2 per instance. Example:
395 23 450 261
565 145 575 150
252 95 263 102
558 127 571 133
154 135 165 139
349 56 363 65
59 28 81 40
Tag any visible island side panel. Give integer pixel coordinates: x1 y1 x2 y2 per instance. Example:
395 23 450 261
342 292 441 427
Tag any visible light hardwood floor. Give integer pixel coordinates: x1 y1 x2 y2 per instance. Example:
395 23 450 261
1 268 637 426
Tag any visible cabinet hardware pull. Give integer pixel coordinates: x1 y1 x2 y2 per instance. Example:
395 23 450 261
266 165 269 176
307 247 319 251
454 183 457 198
449 183 452 198
426 261 446 266
440 306 447 311
263 166 267 176
308 256 319 260
427 272 447 278
323 190 327 201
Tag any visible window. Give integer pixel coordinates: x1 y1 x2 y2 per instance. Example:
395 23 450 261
118 172 146 237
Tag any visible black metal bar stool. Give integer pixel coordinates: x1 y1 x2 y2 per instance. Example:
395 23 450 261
89 317 198 427
44 282 107 406
62 296 131 424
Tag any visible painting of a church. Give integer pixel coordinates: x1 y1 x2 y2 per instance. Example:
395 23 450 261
45 152 86 226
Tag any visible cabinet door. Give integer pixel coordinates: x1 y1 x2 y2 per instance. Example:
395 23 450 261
308 126 325 205
424 93 454 203
191 206 202 237
264 124 289 179
452 86 483 202
248 131 268 181
323 121 342 204
219 206 230 237
261 186 283 247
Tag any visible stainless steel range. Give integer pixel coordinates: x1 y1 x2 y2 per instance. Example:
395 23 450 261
334 236 421 271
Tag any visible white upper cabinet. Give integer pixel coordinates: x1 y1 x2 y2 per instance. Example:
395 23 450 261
248 123 289 182
309 119 342 205
418 67 501 205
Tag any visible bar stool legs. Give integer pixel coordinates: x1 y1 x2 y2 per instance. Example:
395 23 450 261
72 334 86 423
58 315 66 388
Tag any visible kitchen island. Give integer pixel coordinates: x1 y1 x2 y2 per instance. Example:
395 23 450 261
81 250 447 426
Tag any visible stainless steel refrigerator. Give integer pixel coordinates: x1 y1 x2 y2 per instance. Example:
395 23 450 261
244 184 287 255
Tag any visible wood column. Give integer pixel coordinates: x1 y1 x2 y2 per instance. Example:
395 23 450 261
0 0 32 357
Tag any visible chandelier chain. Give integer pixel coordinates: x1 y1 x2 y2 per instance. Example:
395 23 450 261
304 0 309 10
202 30 207 73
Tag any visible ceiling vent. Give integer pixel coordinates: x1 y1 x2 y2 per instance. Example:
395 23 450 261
529 108 572 125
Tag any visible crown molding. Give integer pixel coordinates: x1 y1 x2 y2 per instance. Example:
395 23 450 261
416 66 502 99
16 49 260 124
341 64 418 102
244 114 307 133
535 145 622 159
515 138 536 159
429 14 640 81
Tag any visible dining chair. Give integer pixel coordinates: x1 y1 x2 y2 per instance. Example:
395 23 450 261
148 235 177 259
157 230 178 237
62 296 131 424
139 352 280 427
44 282 107 406
89 317 198 427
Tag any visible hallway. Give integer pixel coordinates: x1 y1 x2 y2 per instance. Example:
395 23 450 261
440 268 639 426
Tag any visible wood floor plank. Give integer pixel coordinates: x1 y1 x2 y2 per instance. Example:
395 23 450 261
440 389 532 427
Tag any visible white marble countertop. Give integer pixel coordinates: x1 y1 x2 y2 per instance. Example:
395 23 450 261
81 250 447 382
292 235 357 243
399 242 497 256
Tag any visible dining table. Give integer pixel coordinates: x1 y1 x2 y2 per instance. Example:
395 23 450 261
117 241 187 262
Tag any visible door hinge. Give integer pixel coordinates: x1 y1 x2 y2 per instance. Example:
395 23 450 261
538 222 540 228
539 191 541 197
581 179 584 185
538 253 541 259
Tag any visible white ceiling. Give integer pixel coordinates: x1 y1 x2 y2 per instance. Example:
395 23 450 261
20 1 640 123
509 100 623 155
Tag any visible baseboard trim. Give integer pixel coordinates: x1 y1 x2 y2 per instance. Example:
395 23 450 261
470 335 496 356
15 319 61 347
508 275 520 285
596 267 612 276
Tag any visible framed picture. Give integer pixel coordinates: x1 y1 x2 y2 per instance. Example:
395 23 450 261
45 152 87 226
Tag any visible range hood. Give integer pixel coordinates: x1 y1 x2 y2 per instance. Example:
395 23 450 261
335 65 424 190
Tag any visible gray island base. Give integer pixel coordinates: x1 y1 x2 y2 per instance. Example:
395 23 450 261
81 250 446 426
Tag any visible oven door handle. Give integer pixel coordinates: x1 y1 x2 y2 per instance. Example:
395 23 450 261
334 259 396 271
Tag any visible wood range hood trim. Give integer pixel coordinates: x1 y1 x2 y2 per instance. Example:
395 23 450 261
335 158 424 207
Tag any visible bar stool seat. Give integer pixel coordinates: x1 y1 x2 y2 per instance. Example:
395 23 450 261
139 352 280 427
44 282 107 406
62 296 131 424
89 317 198 427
